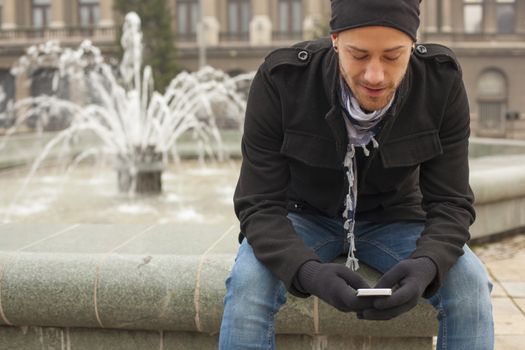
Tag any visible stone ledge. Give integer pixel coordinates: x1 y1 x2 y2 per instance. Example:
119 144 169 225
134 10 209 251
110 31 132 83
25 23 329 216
470 165 525 204
0 223 438 350
0 326 433 350
469 157 525 239
0 249 437 337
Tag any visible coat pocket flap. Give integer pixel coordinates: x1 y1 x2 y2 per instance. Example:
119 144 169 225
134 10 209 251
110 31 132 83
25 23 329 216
281 130 341 169
381 130 443 168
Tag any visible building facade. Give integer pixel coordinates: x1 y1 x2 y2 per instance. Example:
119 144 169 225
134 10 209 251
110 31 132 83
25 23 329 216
419 0 525 138
0 0 524 138
0 0 116 128
169 0 331 73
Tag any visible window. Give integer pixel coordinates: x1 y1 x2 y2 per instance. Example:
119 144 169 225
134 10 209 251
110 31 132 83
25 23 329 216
496 0 515 33
278 0 302 34
227 0 250 34
477 70 507 136
29 69 71 131
177 0 199 38
0 69 15 128
79 0 100 27
464 0 483 33
32 0 51 29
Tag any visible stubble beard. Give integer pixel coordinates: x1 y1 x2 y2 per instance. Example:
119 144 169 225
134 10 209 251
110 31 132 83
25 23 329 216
353 85 396 112
339 64 406 112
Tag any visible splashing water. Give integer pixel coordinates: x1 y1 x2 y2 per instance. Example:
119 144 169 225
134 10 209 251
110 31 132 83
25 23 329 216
0 12 253 222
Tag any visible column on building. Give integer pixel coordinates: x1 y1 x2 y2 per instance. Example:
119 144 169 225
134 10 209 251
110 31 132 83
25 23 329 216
484 0 497 33
450 0 464 34
99 0 115 27
516 0 525 33
250 0 272 45
422 0 438 33
50 0 66 28
200 0 219 46
303 0 325 39
2 0 17 29
441 0 453 32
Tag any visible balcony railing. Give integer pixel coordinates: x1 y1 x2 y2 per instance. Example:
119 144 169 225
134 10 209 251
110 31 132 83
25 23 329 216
175 32 197 43
272 31 304 42
219 31 249 42
423 30 525 42
0 26 117 43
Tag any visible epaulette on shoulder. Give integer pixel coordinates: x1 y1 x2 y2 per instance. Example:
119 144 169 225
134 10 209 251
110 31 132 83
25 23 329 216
414 43 461 73
264 47 312 73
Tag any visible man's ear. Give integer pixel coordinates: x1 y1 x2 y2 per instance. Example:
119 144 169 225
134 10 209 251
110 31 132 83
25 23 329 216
331 33 338 50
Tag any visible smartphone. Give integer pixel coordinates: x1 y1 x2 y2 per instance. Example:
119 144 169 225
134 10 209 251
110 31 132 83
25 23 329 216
356 288 392 297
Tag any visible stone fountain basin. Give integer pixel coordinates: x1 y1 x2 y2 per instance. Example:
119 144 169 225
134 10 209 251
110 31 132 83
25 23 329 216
470 154 525 239
0 222 438 349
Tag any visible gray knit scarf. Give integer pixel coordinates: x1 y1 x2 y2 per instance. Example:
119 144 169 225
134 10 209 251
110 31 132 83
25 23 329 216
340 77 394 271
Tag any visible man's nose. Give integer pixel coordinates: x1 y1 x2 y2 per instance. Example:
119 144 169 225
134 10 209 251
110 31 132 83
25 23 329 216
363 61 385 86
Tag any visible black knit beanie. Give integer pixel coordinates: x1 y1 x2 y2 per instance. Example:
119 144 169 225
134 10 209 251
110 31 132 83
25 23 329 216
330 0 421 42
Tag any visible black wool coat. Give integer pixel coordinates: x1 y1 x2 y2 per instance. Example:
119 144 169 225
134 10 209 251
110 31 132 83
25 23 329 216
233 38 475 297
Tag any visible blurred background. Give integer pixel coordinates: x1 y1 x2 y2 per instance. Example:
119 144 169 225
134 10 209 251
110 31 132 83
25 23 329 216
0 0 523 225
0 0 523 138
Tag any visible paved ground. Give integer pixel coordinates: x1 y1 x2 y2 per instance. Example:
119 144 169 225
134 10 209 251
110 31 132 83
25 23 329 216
472 234 525 350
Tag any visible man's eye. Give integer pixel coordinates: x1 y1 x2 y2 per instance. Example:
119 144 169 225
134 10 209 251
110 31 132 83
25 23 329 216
385 55 401 61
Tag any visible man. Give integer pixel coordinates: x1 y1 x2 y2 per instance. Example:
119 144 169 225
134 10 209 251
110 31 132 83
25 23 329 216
219 0 494 349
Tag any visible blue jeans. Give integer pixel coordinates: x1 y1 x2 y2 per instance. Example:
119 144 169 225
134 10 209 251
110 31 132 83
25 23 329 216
219 213 494 350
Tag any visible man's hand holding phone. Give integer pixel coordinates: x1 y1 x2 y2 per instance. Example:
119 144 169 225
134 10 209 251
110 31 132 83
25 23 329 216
295 261 376 312
358 258 437 320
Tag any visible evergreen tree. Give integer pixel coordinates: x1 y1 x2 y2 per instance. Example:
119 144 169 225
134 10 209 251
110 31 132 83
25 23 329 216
115 0 180 92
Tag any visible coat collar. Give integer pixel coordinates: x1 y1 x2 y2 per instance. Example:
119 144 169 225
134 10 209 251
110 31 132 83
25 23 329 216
322 48 413 162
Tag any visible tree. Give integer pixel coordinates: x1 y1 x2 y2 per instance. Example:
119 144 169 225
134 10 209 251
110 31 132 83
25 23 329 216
115 0 180 92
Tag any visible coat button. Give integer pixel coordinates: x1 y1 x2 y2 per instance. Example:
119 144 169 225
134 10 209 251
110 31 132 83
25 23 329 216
416 45 427 54
297 50 309 61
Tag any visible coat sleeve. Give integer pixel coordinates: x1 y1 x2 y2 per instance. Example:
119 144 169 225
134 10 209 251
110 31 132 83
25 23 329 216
234 64 320 296
410 72 476 297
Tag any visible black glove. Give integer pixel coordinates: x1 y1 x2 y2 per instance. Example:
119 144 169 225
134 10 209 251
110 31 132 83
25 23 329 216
359 257 437 320
295 260 374 312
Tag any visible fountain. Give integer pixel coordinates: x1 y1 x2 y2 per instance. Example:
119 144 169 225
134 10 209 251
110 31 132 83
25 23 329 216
2 12 252 196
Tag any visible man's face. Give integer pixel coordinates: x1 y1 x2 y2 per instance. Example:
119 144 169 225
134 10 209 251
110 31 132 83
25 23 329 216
332 26 414 112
